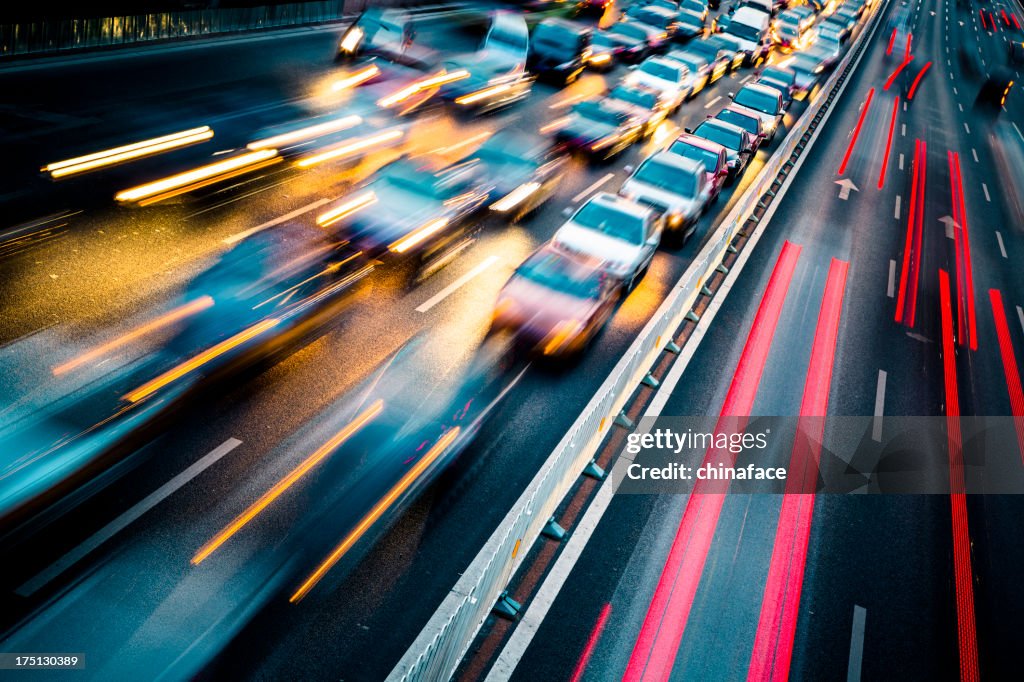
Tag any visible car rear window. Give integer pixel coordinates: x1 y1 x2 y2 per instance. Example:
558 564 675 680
734 86 779 114
669 140 721 173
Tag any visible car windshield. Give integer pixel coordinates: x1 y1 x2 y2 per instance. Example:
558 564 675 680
573 201 645 243
709 35 740 52
635 158 698 195
777 23 800 38
688 42 720 59
533 23 579 59
611 86 658 109
734 87 779 113
669 140 720 172
726 21 762 42
718 109 759 134
682 0 705 12
695 121 742 150
762 66 795 85
628 8 670 28
384 165 459 200
614 23 649 41
670 53 704 71
517 251 602 299
679 13 703 29
592 33 617 48
640 60 682 81
573 101 625 126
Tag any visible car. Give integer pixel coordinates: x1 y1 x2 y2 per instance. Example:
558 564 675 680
722 6 774 65
664 49 713 96
620 152 712 244
756 64 798 98
815 22 846 45
332 56 448 117
785 53 826 98
553 192 661 289
652 0 682 11
624 56 692 111
687 118 758 180
705 34 748 71
587 32 621 71
821 15 853 42
729 82 786 141
602 21 662 62
831 7 860 36
529 18 592 86
685 40 733 82
321 157 493 263
337 8 422 63
624 4 681 41
606 84 672 137
470 131 568 221
491 243 622 358
805 34 843 70
681 0 710 21
554 100 645 161
675 9 707 42
438 56 534 114
667 133 731 194
772 15 809 51
715 105 766 148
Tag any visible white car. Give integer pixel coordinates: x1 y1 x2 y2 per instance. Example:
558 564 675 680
620 152 711 245
624 56 692 112
729 82 786 142
553 192 661 289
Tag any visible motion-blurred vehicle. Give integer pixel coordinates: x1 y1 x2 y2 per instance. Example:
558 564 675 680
741 0 775 16
729 82 786 141
805 34 843 70
606 84 672 137
821 13 853 42
682 0 710 21
529 18 592 85
587 32 621 71
680 40 732 82
332 55 447 117
491 243 622 358
624 55 692 110
722 6 773 65
620 152 711 244
577 0 615 16
772 13 810 51
554 100 645 161
786 53 827 97
756 64 798 101
470 132 567 221
705 34 748 71
337 8 429 64
554 192 661 289
664 49 712 95
323 157 493 264
687 118 758 181
675 9 708 42
976 65 1015 110
624 4 681 41
667 133 731 193
815 22 846 45
600 22 661 63
715 105 766 148
831 6 861 37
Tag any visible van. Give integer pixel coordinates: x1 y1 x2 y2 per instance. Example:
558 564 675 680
724 6 772 65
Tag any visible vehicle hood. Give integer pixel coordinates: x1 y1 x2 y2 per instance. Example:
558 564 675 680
553 223 644 274
625 70 677 95
620 179 701 218
558 116 618 144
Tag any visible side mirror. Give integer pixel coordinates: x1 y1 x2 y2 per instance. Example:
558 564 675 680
683 127 692 133
624 164 635 173
727 92 734 98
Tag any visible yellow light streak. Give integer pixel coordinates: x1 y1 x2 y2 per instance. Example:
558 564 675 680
316 191 378 227
490 182 540 212
43 127 214 178
389 217 449 253
114 149 279 204
455 83 513 106
294 129 404 168
247 115 362 150
331 64 380 91
289 426 461 602
588 53 612 65
53 296 214 376
377 68 469 108
123 317 280 403
191 400 385 565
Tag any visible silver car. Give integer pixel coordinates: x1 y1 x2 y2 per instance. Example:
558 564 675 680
729 82 786 142
620 152 711 245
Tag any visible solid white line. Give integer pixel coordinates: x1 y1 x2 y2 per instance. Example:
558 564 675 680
887 260 896 298
1016 305 1024 336
894 195 902 219
223 198 330 244
848 605 867 682
972 148 979 163
572 172 615 203
873 370 887 442
16 437 242 597
704 94 723 109
983 183 991 202
997 231 1008 258
898 153 904 170
416 256 500 313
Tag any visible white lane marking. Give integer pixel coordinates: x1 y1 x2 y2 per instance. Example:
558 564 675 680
572 172 615 203
485 478 613 681
429 131 494 156
901 123 907 136
17 438 243 597
1016 305 1024 336
898 153 905 170
223 198 330 244
416 256 500 313
1014 122 1024 142
972 148 979 163
983 183 991 202
903 100 907 112
958 103 964 112
953 86 958 95
705 95 723 109
964 122 971 134
848 605 868 682
740 74 753 84
894 195 902 219
997 231 1008 258
888 260 897 298
873 371 887 442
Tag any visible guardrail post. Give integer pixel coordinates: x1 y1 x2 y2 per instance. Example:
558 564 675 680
641 372 660 388
492 591 522 620
664 340 682 354
613 411 635 429
685 310 700 323
583 460 606 480
542 517 567 541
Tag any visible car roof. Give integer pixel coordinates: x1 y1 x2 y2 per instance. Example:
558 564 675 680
643 151 705 175
698 117 747 135
739 82 782 98
586 192 653 219
537 17 589 34
721 104 762 122
673 132 727 154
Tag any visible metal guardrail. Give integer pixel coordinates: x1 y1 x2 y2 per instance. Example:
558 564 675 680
387 2 892 680
0 0 446 59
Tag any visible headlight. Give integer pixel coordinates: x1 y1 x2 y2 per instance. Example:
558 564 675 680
340 27 363 53
668 213 683 227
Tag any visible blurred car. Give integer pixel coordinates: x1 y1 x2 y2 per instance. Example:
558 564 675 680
624 4 681 41
601 22 660 63
577 0 615 16
333 55 448 117
721 6 773 66
682 40 732 82
337 8 431 65
787 53 827 97
555 100 645 161
491 243 622 358
821 14 853 42
667 133 731 193
682 0 710 21
675 9 708 42
805 34 843 71
976 65 1016 110
687 118 758 181
323 157 493 262
815 22 847 45
664 49 712 95
620 152 712 244
624 55 692 111
831 7 860 37
470 131 567 221
705 34 749 71
772 14 810 51
554 192 661 289
587 32 621 71
756 64 798 100
715 105 766 149
729 82 786 141
529 18 592 86
606 84 673 137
